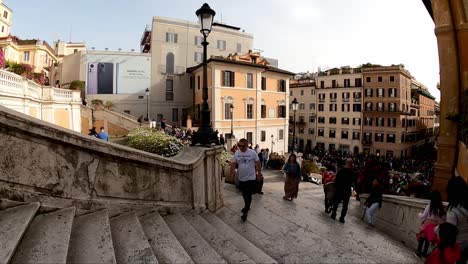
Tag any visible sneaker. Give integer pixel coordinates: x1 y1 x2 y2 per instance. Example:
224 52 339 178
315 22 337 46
241 213 248 221
241 208 248 214
330 213 336 220
339 217 345 223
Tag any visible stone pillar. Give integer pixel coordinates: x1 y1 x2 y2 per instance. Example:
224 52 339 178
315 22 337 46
226 137 238 151
431 0 461 199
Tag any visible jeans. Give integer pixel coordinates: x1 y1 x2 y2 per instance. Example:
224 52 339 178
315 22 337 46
366 203 380 225
239 180 257 212
331 193 350 219
457 241 468 264
263 159 269 169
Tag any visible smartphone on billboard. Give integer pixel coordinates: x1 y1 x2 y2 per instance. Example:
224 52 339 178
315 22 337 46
87 63 98 94
97 62 114 94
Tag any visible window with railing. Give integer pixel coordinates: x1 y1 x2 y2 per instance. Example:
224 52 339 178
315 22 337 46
166 33 178 43
299 103 305 110
365 102 373 111
365 88 373 97
329 130 336 138
376 117 384 127
309 103 315 110
318 129 324 137
353 132 360 140
329 104 337 112
353 118 361 126
364 133 372 143
341 104 350 112
388 118 397 127
318 104 324 112
329 117 337 124
365 117 373 126
319 93 325 102
309 128 315 135
375 133 384 142
318 117 325 124
309 116 315 123
353 104 362 112
377 88 385 97
341 131 349 139
387 134 396 143
342 117 349 125
330 93 337 102
389 103 396 112
389 88 397 97
342 92 350 101
377 102 384 111
355 78 362 87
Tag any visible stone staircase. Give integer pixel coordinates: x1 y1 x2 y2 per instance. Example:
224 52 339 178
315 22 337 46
0 202 277 264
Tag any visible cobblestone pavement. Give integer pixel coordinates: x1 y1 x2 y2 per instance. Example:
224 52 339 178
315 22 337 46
221 169 422 264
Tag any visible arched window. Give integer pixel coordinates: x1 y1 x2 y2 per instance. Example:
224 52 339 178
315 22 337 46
166 52 174 74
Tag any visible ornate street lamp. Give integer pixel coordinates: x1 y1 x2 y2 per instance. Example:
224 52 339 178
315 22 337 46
145 88 150 121
230 104 235 139
291 98 299 153
192 3 219 146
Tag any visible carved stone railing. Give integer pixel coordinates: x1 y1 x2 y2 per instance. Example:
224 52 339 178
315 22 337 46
0 105 224 213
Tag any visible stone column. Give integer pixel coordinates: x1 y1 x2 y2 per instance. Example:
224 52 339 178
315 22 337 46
431 0 461 198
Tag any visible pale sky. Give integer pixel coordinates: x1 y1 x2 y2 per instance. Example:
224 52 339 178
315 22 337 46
7 0 440 100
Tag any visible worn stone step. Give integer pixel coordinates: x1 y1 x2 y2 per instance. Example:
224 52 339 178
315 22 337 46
184 212 255 264
10 207 76 264
0 202 40 264
67 209 117 264
110 212 158 264
164 213 226 264
201 211 278 264
139 212 193 264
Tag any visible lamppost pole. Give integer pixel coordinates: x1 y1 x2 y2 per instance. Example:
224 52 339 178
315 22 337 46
291 98 299 154
271 134 274 153
192 3 219 146
230 104 234 138
145 88 150 121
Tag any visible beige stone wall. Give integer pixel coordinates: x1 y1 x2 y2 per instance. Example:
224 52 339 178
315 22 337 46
54 108 70 129
0 105 224 212
358 194 430 249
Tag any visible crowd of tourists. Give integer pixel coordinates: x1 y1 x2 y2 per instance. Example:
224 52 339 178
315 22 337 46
228 139 468 263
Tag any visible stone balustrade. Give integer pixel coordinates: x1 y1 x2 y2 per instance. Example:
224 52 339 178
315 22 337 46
358 194 432 249
0 69 82 132
0 105 224 213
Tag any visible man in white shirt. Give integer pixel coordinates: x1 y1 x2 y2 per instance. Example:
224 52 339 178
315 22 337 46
230 138 262 221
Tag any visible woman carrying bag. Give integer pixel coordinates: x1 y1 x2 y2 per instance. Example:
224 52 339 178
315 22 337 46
282 154 301 201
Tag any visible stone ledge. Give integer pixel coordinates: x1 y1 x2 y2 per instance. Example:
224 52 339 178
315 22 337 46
0 105 214 171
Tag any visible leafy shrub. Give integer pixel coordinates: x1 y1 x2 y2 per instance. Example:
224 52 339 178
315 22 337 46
91 99 104 109
268 153 285 170
69 80 85 90
127 127 186 157
219 150 233 171
301 160 320 175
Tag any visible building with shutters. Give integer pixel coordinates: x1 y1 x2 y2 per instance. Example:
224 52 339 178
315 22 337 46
141 17 254 125
187 51 294 154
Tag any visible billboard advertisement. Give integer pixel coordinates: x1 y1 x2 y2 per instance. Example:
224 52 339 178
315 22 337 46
86 53 150 95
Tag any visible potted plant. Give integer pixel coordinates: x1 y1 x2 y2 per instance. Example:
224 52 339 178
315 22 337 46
301 160 320 182
91 99 104 109
104 101 115 110
268 152 285 170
